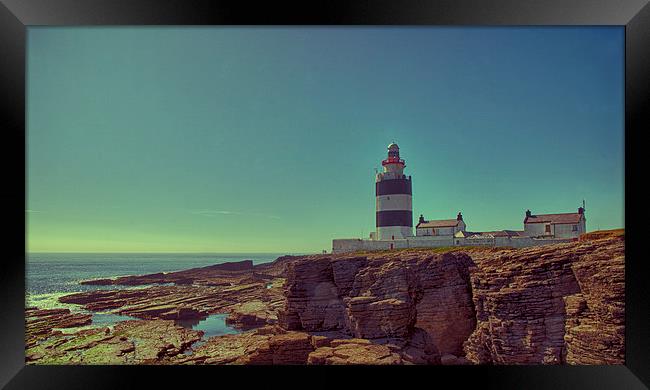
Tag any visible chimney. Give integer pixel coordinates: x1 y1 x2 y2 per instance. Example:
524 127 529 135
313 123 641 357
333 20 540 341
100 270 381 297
578 207 584 215
457 212 463 221
418 214 425 224
526 209 532 218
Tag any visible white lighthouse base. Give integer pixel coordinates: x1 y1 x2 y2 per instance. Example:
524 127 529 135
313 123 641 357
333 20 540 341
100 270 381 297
377 226 413 241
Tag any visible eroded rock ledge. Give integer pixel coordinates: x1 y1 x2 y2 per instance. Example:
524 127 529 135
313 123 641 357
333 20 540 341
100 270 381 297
176 325 440 365
57 263 289 329
26 307 92 348
26 320 202 364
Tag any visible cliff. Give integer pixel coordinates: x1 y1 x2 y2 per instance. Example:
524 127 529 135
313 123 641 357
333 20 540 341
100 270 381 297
465 230 624 364
277 230 625 365
278 252 476 358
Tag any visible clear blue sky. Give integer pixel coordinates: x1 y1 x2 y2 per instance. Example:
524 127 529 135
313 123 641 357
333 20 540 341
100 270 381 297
27 27 624 253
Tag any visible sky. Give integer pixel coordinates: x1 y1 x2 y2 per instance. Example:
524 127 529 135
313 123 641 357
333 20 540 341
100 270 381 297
26 27 624 253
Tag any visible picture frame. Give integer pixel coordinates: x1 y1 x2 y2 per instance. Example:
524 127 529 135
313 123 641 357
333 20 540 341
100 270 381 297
1 0 648 388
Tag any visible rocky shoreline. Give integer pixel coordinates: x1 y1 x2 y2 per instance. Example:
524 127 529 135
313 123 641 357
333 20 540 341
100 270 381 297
25 229 624 365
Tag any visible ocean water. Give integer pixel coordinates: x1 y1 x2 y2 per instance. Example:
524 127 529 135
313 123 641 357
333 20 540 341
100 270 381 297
26 252 285 336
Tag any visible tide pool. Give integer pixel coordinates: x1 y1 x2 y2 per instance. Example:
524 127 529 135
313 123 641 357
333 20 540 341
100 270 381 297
177 314 240 354
176 313 240 338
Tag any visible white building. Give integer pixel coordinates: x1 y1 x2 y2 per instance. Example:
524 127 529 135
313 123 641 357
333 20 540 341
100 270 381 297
523 207 586 239
415 213 466 236
330 142 586 254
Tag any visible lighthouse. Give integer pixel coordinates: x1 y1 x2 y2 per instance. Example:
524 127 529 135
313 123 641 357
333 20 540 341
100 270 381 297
375 143 413 240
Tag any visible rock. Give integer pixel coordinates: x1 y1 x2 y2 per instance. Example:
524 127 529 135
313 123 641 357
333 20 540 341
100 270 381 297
278 251 475 356
563 236 625 365
79 278 115 285
25 307 92 348
58 281 285 327
331 257 367 296
456 356 471 365
410 253 476 355
203 260 254 272
25 320 202 364
344 260 418 339
279 257 347 331
440 354 458 365
79 259 277 287
463 234 625 365
399 327 440 364
310 335 332 348
308 341 401 365
253 255 302 277
346 296 414 339
225 300 278 330
178 326 313 365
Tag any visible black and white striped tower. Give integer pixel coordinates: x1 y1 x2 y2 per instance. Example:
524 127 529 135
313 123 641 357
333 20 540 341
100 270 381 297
376 143 413 240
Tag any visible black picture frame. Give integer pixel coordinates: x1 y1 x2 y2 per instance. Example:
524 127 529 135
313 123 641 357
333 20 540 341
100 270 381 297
1 0 648 388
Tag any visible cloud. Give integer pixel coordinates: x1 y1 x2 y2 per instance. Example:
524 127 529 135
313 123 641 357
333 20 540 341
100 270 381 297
190 209 281 220
25 209 41 213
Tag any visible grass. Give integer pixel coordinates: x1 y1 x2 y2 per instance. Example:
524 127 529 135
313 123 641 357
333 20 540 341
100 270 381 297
579 229 624 241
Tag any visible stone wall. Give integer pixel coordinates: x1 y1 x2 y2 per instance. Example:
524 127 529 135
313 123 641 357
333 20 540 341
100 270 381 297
332 235 573 254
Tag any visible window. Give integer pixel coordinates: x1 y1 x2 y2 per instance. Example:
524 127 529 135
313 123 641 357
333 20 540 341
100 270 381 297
572 225 578 231
545 225 551 233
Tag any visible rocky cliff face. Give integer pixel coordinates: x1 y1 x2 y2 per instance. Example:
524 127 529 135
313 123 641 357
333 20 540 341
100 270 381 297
278 231 625 365
464 233 624 365
278 252 477 357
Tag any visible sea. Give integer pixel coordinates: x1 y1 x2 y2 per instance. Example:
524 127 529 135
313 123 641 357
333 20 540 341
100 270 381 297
26 252 288 340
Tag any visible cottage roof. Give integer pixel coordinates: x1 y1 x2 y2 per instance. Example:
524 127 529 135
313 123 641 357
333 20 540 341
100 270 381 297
524 213 582 225
417 219 460 228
